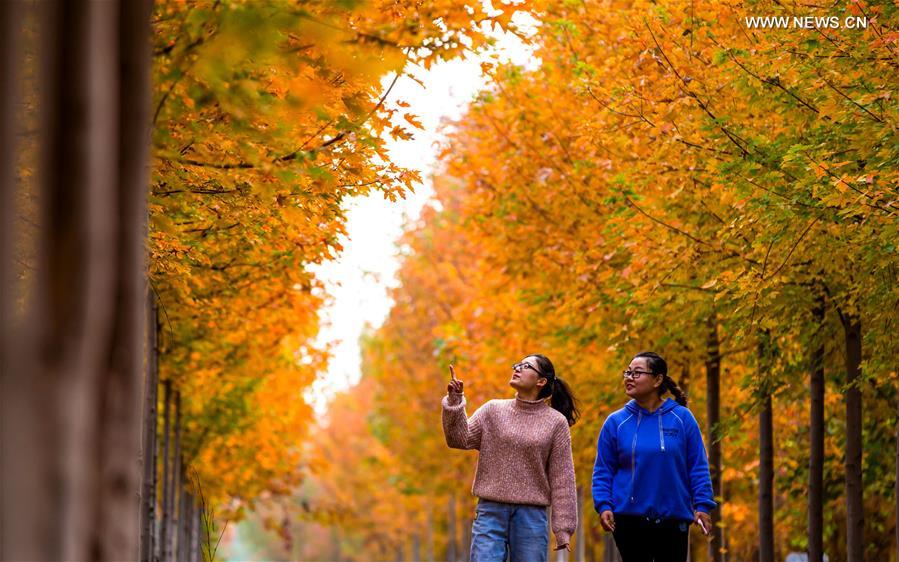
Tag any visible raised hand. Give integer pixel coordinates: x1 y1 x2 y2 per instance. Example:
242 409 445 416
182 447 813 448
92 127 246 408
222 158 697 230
447 364 464 394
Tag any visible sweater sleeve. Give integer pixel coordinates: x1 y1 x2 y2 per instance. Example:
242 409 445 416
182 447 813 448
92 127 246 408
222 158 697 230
441 392 487 450
547 421 577 548
591 416 618 514
684 409 717 513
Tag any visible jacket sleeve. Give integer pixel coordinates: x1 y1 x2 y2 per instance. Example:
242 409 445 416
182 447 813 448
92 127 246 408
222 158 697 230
547 422 577 548
684 409 717 513
441 392 487 450
591 416 618 514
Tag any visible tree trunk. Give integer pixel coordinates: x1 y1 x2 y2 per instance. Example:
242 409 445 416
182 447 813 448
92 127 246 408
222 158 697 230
0 0 151 559
679 361 691 403
843 316 863 562
161 380 173 562
576 485 586 562
93 0 152 556
426 505 435 562
0 1 25 560
332 526 341 562
447 493 457 562
586 525 600 562
0 0 22 293
412 533 421 562
190 497 203 562
705 316 723 562
176 485 184 562
181 485 191 562
602 534 621 562
184 494 195 562
462 513 472 562
170 393 183 562
809 299 825 562
141 294 160 562
758 379 774 562
895 380 899 562
758 335 775 562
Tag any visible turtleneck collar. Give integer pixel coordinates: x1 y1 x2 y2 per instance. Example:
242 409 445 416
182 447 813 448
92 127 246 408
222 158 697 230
513 394 549 412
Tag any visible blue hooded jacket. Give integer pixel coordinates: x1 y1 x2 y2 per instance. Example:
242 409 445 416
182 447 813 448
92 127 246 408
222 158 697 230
592 398 716 521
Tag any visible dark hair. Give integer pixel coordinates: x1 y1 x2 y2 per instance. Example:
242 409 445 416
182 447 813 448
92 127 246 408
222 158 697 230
529 354 581 426
633 351 687 407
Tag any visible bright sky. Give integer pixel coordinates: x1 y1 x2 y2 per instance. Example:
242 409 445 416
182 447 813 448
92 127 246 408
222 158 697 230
305 18 538 417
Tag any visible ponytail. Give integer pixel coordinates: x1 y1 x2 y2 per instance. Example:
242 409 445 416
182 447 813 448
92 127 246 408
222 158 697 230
550 377 581 426
634 351 688 407
530 354 581 426
662 375 688 407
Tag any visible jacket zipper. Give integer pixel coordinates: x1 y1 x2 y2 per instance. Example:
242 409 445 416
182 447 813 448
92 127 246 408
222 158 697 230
629 412 642 503
659 414 666 451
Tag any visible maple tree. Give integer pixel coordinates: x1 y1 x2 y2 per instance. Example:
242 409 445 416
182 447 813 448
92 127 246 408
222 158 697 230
8 0 891 559
303 1 898 561
145 4 526 560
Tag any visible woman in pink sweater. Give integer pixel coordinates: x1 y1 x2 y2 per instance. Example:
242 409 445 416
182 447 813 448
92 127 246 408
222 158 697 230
442 354 580 561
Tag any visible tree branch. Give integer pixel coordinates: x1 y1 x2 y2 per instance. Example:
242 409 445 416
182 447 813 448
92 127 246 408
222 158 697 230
625 196 759 267
644 20 751 158
763 217 820 282
816 70 886 124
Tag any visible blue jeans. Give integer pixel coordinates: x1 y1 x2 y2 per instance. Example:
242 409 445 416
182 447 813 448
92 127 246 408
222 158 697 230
470 499 548 562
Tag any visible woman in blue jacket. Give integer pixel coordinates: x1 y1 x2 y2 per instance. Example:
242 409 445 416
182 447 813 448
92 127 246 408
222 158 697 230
592 351 715 562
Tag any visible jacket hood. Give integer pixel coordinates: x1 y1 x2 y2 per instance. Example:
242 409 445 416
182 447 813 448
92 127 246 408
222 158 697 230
624 397 678 416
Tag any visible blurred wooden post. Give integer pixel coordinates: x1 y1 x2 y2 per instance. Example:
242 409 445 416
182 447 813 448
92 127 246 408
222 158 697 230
0 0 152 559
0 0 24 555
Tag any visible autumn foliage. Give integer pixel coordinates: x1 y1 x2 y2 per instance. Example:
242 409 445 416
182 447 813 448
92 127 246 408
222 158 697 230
12 0 895 559
299 1 899 561
148 0 521 527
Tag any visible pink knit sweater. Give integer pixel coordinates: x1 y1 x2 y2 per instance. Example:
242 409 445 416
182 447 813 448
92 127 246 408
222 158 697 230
441 391 578 547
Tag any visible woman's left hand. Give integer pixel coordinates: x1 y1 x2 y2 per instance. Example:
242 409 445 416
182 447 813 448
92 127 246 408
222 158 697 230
694 511 712 536
553 543 571 552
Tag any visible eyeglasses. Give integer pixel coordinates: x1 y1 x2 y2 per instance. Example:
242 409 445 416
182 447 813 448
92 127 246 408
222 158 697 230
622 369 655 380
512 362 541 375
